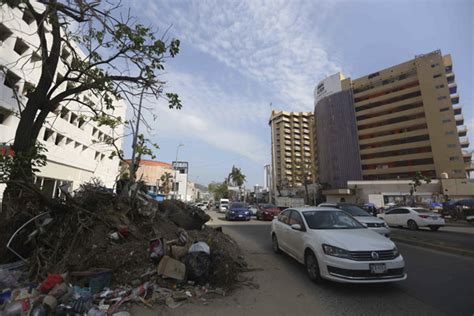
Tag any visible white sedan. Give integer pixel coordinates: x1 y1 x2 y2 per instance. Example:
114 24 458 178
271 207 406 283
377 207 445 231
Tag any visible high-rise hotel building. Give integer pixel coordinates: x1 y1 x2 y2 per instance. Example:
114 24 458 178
269 110 316 192
314 50 472 189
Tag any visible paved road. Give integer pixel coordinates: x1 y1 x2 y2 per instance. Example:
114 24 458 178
391 226 474 252
134 212 474 315
221 222 474 316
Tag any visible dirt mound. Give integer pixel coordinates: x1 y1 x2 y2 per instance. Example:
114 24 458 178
0 182 244 290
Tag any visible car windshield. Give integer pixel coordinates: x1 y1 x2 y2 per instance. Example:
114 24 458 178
338 204 371 217
302 211 365 230
263 204 276 209
230 202 246 208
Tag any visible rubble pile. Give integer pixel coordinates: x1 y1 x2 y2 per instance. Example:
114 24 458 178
0 182 248 314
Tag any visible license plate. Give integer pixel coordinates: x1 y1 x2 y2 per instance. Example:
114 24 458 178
238 215 243 217
370 263 387 274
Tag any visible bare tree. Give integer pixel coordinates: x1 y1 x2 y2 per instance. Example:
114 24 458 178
0 0 181 210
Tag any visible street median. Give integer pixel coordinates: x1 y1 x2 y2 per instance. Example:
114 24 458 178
392 235 474 258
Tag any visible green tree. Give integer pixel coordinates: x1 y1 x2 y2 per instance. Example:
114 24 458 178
208 182 229 201
409 172 432 196
293 159 314 205
0 0 181 212
160 172 173 195
227 166 246 201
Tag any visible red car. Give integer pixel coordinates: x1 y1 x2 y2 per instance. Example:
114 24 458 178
256 204 281 220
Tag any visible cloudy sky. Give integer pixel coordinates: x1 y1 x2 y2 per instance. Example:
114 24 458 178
124 0 473 186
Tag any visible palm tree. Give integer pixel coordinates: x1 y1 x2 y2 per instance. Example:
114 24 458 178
228 166 246 200
160 172 173 195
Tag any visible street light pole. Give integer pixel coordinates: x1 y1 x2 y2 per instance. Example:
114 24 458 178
174 143 184 199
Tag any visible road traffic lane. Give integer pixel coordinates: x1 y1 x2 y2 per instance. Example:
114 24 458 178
223 224 445 316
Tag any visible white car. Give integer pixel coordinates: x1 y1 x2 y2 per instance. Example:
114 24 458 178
377 207 445 231
319 203 391 237
271 207 406 283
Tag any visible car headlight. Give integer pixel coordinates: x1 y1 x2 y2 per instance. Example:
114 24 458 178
392 247 399 258
264 211 269 215
230 210 235 214
245 211 249 215
322 244 352 259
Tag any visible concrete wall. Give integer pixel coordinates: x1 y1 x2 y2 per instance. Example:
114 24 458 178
315 90 363 188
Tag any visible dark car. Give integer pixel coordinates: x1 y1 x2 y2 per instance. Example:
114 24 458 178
225 202 251 221
256 203 281 220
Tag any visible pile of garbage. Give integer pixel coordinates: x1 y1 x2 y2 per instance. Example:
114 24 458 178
0 181 248 314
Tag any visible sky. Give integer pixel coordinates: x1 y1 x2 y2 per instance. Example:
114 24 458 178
124 0 473 187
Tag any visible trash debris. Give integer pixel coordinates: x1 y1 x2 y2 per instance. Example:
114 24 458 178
0 181 248 313
157 256 186 281
188 241 210 255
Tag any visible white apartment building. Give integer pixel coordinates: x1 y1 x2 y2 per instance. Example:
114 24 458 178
0 3 125 198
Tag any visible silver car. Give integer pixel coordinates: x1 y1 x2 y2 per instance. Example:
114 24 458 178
319 203 391 237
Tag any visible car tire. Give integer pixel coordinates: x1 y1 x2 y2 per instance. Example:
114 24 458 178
256 213 260 220
429 226 440 231
407 220 418 231
305 251 322 283
272 234 281 254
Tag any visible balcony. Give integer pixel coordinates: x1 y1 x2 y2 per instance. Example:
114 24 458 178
460 138 470 148
457 125 467 137
448 83 457 95
451 94 459 104
284 123 291 128
453 104 462 115
446 72 455 84
445 65 452 74
455 114 464 126
463 150 472 159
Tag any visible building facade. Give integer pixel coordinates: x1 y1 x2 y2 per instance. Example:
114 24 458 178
0 3 125 198
314 50 472 189
121 160 173 194
269 110 316 195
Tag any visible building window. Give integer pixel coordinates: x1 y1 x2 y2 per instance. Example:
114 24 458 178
447 144 456 148
368 72 380 79
43 128 54 142
55 134 64 146
13 38 29 55
22 8 35 25
437 96 447 101
442 119 451 123
449 156 459 161
31 52 41 63
431 63 439 68
61 48 71 60
0 23 13 41
440 107 449 112
4 70 21 90
435 84 444 89
60 107 69 120
445 131 455 136
433 74 442 79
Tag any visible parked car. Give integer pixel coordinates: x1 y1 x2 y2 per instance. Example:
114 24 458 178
319 203 391 237
256 203 281 220
271 207 406 283
377 206 445 231
248 204 258 216
218 198 230 213
225 202 251 221
194 203 207 211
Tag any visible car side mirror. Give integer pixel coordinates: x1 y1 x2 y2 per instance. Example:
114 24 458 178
291 224 302 231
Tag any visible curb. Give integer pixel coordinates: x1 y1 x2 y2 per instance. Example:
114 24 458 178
391 236 474 258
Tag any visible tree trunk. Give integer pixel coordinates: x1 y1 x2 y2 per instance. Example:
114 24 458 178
304 182 309 205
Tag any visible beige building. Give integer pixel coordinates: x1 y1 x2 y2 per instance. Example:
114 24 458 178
269 110 316 193
315 50 472 187
122 159 173 193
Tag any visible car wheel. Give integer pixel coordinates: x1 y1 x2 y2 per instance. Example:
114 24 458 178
407 220 418 231
272 234 281 254
429 226 440 231
305 251 322 283
256 213 260 220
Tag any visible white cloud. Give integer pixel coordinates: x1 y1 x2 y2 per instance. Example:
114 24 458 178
144 71 269 164
142 0 342 110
